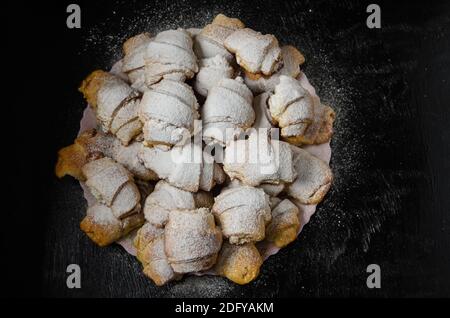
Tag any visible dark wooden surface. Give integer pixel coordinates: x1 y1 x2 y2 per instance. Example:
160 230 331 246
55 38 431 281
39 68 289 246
6 0 450 297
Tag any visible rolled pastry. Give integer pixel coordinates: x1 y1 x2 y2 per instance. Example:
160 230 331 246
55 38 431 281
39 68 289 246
134 222 181 286
224 28 282 76
193 55 235 97
202 77 255 146
80 203 144 247
212 186 271 244
224 131 296 186
79 70 142 145
165 208 222 273
82 157 140 219
254 76 335 145
122 33 152 92
194 14 244 62
110 138 158 181
143 180 196 228
268 75 315 145
214 242 263 285
300 103 335 145
139 79 199 147
55 129 158 182
55 130 113 181
244 45 305 94
144 29 198 86
265 199 300 248
287 146 333 205
139 142 225 192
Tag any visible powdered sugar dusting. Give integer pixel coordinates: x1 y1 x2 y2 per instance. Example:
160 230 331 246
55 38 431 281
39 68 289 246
83 1 244 69
78 68 331 262
76 3 348 294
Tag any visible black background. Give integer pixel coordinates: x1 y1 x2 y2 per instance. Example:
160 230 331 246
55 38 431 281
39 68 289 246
5 0 450 298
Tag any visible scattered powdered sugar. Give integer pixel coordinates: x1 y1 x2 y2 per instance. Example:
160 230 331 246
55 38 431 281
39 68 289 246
83 1 244 69
165 275 234 298
75 2 368 295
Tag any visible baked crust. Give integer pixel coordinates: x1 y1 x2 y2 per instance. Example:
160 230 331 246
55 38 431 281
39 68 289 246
56 130 157 181
268 75 315 143
244 45 305 94
55 130 110 181
79 70 141 145
194 14 245 62
284 45 305 66
211 13 245 29
78 70 110 108
215 242 263 285
212 186 271 244
224 28 282 76
139 142 225 192
55 142 89 181
139 79 199 147
134 223 181 286
144 29 198 86
143 180 196 227
287 146 333 205
165 208 223 273
80 204 144 247
123 32 151 56
223 132 296 187
265 199 300 248
201 77 255 146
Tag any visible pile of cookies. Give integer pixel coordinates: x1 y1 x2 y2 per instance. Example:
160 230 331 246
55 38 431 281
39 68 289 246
56 14 335 286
